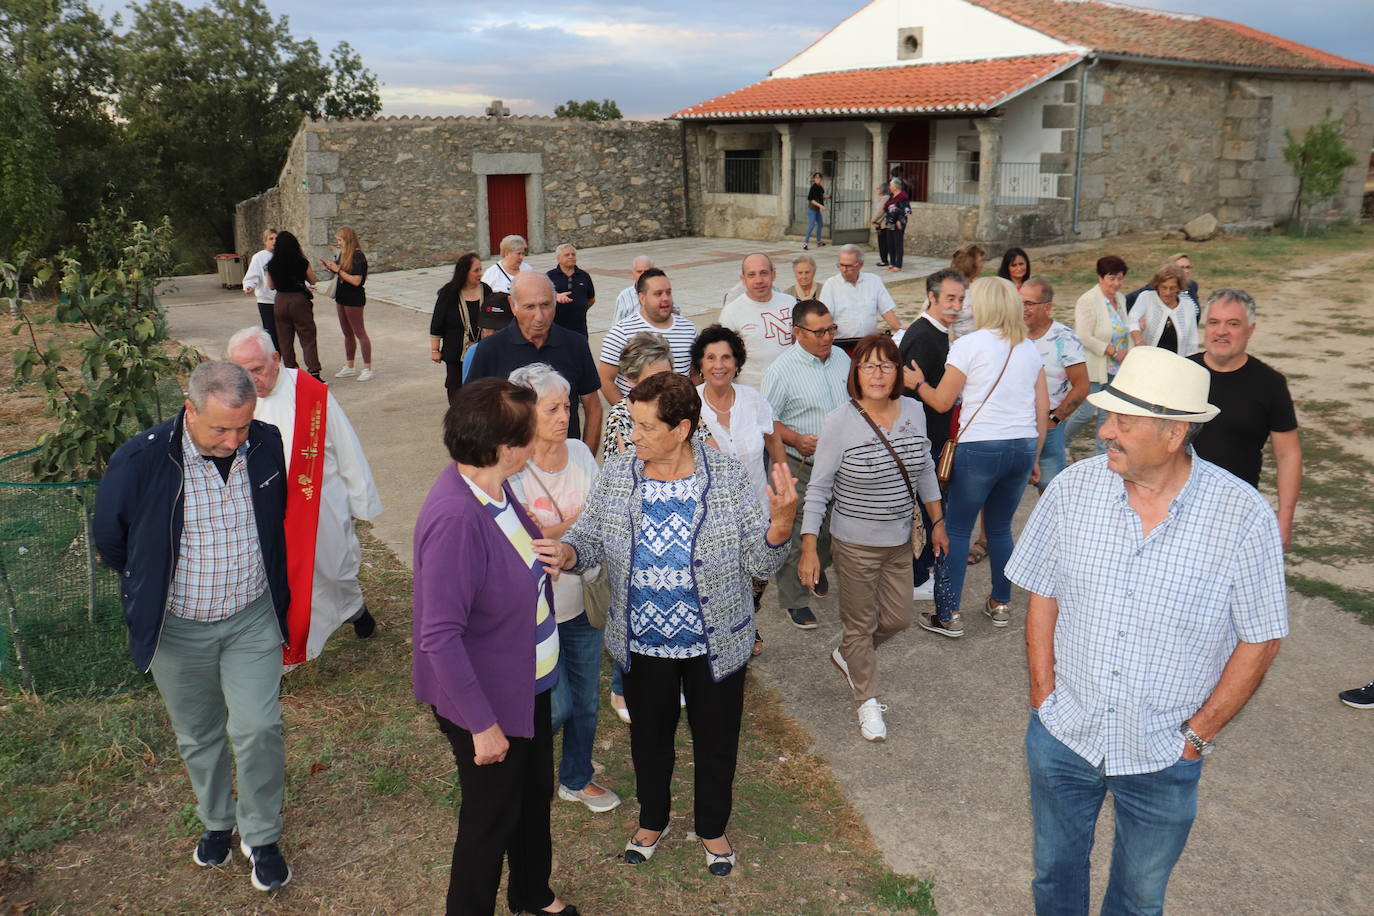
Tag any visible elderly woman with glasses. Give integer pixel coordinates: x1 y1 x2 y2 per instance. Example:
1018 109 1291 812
798 334 947 742
535 372 797 878
482 234 535 294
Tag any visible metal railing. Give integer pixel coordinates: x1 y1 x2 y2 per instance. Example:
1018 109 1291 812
706 154 776 195
886 160 1056 206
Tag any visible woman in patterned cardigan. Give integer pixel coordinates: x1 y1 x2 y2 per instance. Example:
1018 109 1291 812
535 372 797 879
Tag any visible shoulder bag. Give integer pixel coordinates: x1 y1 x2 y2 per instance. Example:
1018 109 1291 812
935 345 1014 489
850 399 926 557
523 461 609 629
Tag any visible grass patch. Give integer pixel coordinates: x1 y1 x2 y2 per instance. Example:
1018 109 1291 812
1287 574 1374 625
873 874 939 914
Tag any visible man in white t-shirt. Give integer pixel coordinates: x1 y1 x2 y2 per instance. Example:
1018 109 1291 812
597 269 697 402
717 253 796 389
818 244 900 341
241 229 279 352
613 255 654 324
1023 278 1088 491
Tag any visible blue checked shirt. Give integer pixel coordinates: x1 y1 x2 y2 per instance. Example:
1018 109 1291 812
166 429 268 622
1006 453 1287 776
761 344 851 461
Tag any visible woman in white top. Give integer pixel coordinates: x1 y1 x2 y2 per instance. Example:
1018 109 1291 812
507 363 621 814
1127 262 1198 356
909 276 1048 634
481 234 535 294
692 324 785 658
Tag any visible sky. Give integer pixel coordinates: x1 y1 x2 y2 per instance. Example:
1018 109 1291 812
111 0 1374 119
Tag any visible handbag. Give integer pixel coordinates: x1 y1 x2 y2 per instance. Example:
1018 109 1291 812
523 460 607 629
850 399 926 557
935 347 1015 489
317 270 337 299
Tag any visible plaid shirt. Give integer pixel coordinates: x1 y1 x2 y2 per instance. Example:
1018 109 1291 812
166 429 268 621
1006 453 1287 776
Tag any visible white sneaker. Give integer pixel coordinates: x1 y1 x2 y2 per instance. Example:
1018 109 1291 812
558 780 622 812
831 647 855 692
334 365 358 378
857 698 888 742
912 578 935 601
356 368 375 381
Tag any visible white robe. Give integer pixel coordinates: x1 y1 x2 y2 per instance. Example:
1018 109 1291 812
256 368 383 661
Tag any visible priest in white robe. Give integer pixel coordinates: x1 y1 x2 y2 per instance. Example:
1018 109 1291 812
228 326 384 662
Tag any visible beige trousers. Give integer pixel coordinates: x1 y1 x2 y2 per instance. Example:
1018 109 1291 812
832 537 914 706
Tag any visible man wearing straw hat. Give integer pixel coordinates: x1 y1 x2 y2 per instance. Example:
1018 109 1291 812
1006 347 1287 915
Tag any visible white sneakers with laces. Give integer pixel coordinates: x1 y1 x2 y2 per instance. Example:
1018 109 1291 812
857 698 888 742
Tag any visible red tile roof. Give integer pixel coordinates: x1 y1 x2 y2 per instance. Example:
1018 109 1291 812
673 53 1082 119
971 0 1374 75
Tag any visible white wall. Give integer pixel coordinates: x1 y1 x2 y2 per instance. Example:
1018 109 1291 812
772 0 1077 78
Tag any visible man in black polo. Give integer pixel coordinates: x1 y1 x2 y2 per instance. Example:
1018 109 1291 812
467 271 603 453
547 243 596 337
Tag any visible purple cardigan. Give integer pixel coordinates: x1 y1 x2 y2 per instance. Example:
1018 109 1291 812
412 464 550 738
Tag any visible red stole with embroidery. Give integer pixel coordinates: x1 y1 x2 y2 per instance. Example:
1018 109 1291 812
282 372 328 664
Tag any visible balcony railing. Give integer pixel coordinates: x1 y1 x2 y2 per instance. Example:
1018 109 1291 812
886 160 1056 206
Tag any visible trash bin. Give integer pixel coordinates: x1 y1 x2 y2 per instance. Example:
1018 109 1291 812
215 253 245 288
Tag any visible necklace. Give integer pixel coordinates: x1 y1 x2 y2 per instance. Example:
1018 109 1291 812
703 385 736 416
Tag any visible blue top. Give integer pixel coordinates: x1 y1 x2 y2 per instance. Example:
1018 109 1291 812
465 321 601 439
628 477 706 658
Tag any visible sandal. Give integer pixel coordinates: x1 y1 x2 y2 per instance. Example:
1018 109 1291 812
624 823 670 865
752 630 763 657
967 539 988 566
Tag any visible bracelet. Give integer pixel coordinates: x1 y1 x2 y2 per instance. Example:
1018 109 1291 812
931 518 946 527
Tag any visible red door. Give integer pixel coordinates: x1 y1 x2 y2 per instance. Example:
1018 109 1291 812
887 119 931 202
487 174 528 253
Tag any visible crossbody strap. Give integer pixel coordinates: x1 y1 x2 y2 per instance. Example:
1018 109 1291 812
850 399 916 504
952 345 1015 445
522 460 565 523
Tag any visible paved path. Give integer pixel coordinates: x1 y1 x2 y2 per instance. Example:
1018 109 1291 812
162 238 1373 916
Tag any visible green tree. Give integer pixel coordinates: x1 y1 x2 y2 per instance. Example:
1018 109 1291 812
1283 110 1358 234
118 0 381 256
554 98 622 121
0 60 60 255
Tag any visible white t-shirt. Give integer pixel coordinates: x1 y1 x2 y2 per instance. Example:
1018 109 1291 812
613 286 639 324
696 382 775 511
481 261 535 295
818 273 896 339
716 292 796 390
508 440 599 624
945 329 1042 443
243 249 275 304
1030 321 1087 411
598 312 697 395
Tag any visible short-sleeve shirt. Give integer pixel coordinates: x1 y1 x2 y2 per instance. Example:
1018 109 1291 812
717 293 795 390
1006 455 1288 775
762 344 852 460
466 323 601 440
629 477 706 659
547 266 595 337
818 273 896 340
481 261 535 295
1187 354 1297 487
509 440 599 623
598 312 697 396
807 183 825 207
945 330 1042 442
334 251 367 307
1031 321 1086 411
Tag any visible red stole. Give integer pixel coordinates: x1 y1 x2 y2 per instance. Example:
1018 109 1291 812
282 372 328 664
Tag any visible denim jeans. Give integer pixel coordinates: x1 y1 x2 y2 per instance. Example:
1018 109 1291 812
805 207 824 245
549 613 603 790
1026 712 1201 916
1063 378 1111 456
943 437 1036 610
1036 423 1067 491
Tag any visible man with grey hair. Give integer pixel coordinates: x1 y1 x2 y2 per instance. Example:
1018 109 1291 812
93 360 294 891
1007 346 1287 915
547 242 596 337
818 244 899 343
227 327 383 662
718 252 796 388
613 255 654 324
1187 288 1300 549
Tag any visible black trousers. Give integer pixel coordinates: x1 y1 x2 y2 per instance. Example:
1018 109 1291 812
623 652 746 840
444 359 463 407
877 228 891 265
889 226 906 268
435 690 555 916
257 302 280 354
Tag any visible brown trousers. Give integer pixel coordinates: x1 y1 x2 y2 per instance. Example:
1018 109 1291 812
833 537 914 706
272 291 320 374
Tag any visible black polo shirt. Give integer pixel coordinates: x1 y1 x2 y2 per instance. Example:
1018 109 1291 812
1188 353 1297 487
547 266 596 337
465 321 601 439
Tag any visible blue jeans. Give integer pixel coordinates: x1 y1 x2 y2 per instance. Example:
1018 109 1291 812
1026 712 1201 916
943 438 1036 610
550 612 603 790
1064 378 1111 455
805 207 824 245
1036 423 1067 491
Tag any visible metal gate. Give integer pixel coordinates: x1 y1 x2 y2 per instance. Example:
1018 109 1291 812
792 158 873 245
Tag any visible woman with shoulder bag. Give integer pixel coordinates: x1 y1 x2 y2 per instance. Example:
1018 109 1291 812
321 226 372 380
798 334 947 743
431 252 491 406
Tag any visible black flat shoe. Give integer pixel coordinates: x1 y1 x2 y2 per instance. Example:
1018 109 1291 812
514 906 580 916
624 823 670 864
701 836 736 877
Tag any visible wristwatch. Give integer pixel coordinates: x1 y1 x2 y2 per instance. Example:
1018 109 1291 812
1049 413 1062 425
1180 722 1214 757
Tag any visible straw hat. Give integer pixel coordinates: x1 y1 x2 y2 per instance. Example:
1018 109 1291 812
1086 347 1219 423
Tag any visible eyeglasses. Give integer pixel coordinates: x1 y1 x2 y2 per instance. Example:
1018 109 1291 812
796 324 839 337
838 261 861 269
1021 299 1051 307
857 362 896 375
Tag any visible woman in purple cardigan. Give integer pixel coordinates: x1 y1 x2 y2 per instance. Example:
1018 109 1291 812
412 377 579 916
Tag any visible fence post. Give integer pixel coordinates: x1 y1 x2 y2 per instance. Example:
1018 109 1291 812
0 549 37 694
78 487 98 626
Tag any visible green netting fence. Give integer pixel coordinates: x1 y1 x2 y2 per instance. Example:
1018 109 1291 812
0 449 143 695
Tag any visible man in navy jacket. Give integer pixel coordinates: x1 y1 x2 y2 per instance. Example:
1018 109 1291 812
94 360 293 891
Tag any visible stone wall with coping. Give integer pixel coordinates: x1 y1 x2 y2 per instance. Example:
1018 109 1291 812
235 129 310 258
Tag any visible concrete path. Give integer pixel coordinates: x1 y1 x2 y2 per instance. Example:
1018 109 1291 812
162 237 1374 916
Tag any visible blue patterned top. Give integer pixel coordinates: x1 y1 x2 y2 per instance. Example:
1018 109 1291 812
628 477 706 658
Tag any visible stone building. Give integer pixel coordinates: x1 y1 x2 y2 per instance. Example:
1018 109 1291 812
235 116 689 271
673 0 1374 253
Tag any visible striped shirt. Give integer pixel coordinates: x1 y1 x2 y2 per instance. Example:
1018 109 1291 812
761 344 852 460
802 398 940 547
167 429 268 621
1006 454 1288 776
463 475 559 691
598 312 697 396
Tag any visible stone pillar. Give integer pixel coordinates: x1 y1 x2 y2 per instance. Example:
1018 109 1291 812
863 121 892 247
975 116 1003 242
778 123 799 232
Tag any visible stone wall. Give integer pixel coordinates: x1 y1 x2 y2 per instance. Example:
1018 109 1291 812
235 116 693 270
